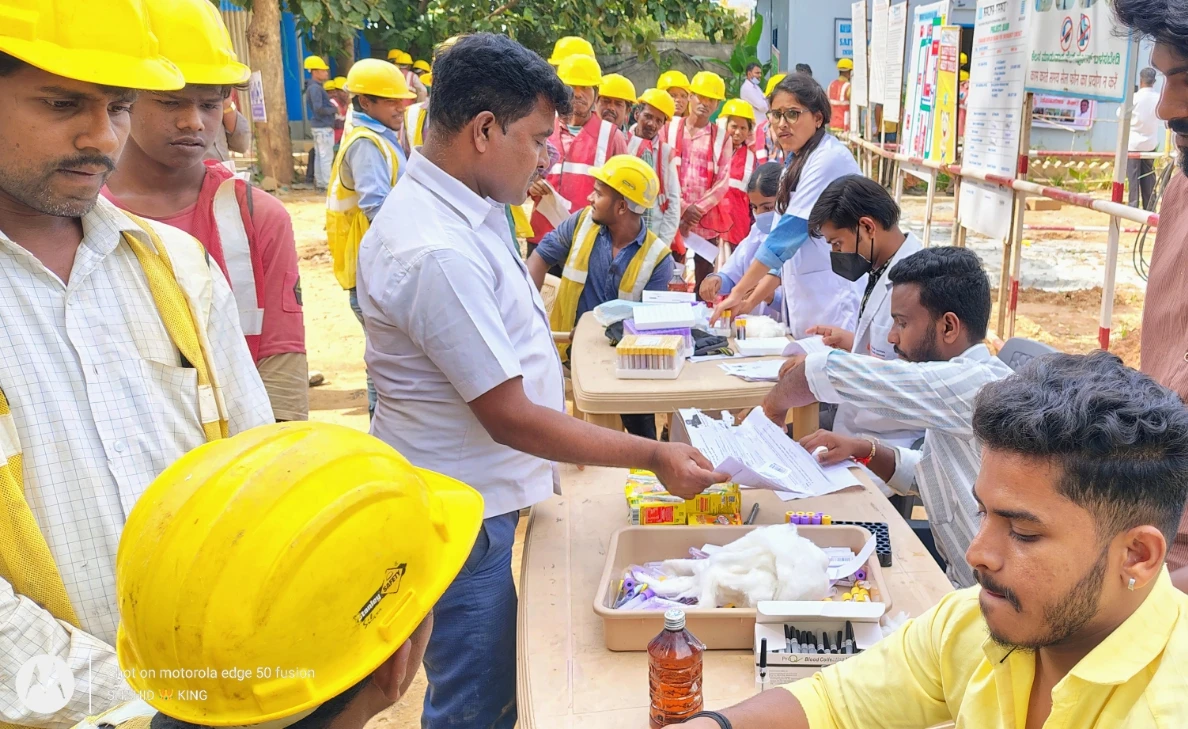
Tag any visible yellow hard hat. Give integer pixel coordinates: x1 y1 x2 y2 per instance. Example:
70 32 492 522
765 73 787 97
837 58 854 71
557 54 602 88
333 75 347 88
960 52 969 65
548 36 595 65
323 80 336 90
421 72 433 87
959 70 970 82
689 71 726 100
721 98 755 123
304 55 329 71
0 0 184 91
657 69 692 92
395 50 413 66
116 422 484 727
637 88 675 120
345 58 416 99
591 154 659 210
413 59 431 73
146 0 250 86
599 73 637 102
387 48 403 60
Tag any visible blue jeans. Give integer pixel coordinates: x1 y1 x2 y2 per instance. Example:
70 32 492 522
422 511 520 729
347 288 377 417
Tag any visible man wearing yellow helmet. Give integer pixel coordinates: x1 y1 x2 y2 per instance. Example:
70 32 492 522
388 49 428 103
596 73 637 130
0 1 274 726
628 88 682 250
103 0 309 423
108 422 485 729
357 34 727 729
304 55 337 190
829 58 853 131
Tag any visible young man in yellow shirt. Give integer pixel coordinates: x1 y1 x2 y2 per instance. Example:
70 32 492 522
682 351 1188 729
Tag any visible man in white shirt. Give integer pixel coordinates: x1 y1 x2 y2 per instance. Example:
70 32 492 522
766 248 1012 587
0 8 273 728
740 62 769 116
355 34 727 729
1127 67 1163 210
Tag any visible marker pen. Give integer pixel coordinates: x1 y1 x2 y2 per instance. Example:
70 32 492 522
759 638 768 685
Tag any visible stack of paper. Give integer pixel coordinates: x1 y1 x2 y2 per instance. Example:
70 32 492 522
633 303 696 330
719 360 785 382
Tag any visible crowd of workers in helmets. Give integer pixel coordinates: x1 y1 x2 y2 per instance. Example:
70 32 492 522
4 3 1188 729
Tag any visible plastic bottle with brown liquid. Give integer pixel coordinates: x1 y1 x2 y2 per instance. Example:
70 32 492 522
648 608 705 728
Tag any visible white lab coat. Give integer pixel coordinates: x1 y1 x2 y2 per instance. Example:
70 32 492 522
832 233 926 495
776 134 865 337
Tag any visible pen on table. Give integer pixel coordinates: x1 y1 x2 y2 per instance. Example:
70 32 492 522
759 638 768 685
746 503 761 525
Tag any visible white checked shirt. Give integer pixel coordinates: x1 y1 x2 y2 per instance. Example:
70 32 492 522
357 152 566 520
804 344 1013 588
0 196 273 728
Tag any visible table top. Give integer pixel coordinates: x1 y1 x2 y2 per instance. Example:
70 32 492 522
516 464 954 729
570 312 785 415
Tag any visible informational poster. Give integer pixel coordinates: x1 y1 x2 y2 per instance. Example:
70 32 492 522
869 0 889 106
248 71 267 123
931 27 961 163
1025 0 1132 102
1031 94 1096 130
836 18 854 60
884 2 910 123
902 2 947 169
851 1 869 107
958 0 1031 241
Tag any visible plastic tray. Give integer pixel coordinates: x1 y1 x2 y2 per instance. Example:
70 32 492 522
593 524 892 651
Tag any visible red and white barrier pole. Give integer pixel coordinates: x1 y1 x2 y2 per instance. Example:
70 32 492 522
1100 39 1140 351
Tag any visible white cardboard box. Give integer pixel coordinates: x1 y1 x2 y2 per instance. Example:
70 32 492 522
753 600 886 690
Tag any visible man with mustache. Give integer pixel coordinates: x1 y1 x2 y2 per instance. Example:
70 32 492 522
596 73 636 130
765 247 1012 587
1113 0 1188 593
103 0 308 423
0 0 273 726
671 351 1188 729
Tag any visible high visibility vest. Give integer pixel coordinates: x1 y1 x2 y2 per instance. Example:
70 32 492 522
530 115 616 241
0 216 227 699
727 142 756 193
722 143 756 245
325 126 400 290
550 208 671 359
662 117 684 154
626 133 674 213
403 102 427 154
828 78 851 130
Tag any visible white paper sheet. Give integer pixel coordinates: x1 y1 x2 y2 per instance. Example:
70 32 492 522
684 232 719 263
719 360 784 382
734 337 791 357
680 409 860 499
534 181 573 227
781 336 830 357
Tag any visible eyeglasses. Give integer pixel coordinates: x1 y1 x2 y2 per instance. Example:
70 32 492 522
766 108 804 125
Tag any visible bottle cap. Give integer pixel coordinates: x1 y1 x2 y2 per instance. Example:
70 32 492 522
664 607 686 631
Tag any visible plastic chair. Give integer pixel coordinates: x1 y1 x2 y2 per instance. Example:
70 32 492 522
996 337 1058 371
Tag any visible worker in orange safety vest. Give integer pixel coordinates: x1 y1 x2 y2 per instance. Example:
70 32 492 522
627 88 682 250
828 58 853 131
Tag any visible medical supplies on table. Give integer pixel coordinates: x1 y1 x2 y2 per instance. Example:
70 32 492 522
615 334 688 379
625 471 740 525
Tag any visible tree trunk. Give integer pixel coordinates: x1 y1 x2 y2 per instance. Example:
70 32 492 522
335 33 355 74
247 0 293 185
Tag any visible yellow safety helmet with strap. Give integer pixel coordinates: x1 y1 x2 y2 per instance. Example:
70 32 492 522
765 72 787 97
116 422 484 726
599 73 637 103
413 59 431 73
591 154 659 210
657 69 691 92
0 0 184 90
690 71 725 100
837 58 854 71
548 35 595 65
345 57 416 99
557 53 602 87
637 88 675 120
304 55 329 71
721 98 755 123
146 0 250 85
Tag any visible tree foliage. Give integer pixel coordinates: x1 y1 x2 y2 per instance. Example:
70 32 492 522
286 0 744 63
701 15 770 99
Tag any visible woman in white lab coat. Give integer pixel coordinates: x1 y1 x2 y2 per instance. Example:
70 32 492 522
711 74 863 337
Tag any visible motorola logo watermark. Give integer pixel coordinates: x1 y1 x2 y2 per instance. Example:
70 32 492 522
15 655 74 714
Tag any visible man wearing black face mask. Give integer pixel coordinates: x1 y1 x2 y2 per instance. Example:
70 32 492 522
766 247 1013 587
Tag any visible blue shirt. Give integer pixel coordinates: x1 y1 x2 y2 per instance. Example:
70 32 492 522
343 112 408 222
305 79 337 128
536 209 673 318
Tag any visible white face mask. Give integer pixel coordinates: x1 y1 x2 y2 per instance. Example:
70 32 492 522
754 211 776 234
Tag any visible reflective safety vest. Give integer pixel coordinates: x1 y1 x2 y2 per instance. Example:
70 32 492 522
200 163 266 359
626 133 674 213
722 142 756 245
0 216 227 686
325 126 400 290
530 115 616 241
828 78 851 130
670 117 730 178
403 101 427 154
550 208 671 359
662 117 684 155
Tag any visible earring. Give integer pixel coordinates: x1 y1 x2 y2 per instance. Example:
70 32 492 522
1127 577 1136 591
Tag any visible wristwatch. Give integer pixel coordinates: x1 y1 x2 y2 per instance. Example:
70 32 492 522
687 711 732 728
